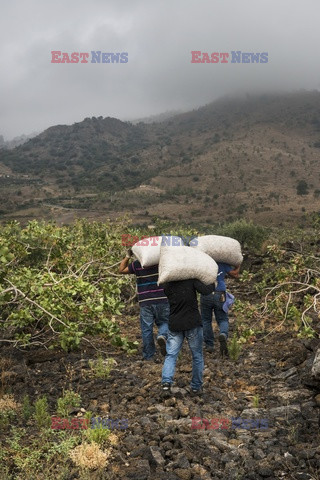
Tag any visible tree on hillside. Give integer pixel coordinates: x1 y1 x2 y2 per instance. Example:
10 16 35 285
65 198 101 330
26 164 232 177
296 180 309 195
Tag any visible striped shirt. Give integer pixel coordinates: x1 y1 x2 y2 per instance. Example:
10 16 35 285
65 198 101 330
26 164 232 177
128 260 168 306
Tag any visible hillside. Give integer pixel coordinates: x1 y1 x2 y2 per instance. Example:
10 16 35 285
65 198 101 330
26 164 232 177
0 91 320 226
0 219 319 479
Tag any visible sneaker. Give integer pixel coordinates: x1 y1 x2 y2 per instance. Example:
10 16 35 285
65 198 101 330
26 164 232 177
190 387 203 396
205 344 214 353
161 382 171 398
219 333 229 357
143 356 154 362
157 335 167 357
143 356 161 364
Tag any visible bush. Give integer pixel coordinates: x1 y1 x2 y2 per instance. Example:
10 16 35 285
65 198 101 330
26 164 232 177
69 442 109 470
216 219 268 251
57 390 81 417
228 333 242 362
297 180 309 195
88 357 115 379
83 423 111 445
34 396 51 428
0 219 138 352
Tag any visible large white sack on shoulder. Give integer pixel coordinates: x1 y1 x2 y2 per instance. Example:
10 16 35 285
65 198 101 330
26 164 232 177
132 236 161 267
190 235 243 266
132 236 185 267
158 246 218 285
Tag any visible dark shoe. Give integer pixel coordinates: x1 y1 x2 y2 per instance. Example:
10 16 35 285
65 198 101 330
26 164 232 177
190 387 203 397
205 344 214 353
157 335 167 357
219 333 229 357
143 356 154 361
161 382 171 398
143 356 161 364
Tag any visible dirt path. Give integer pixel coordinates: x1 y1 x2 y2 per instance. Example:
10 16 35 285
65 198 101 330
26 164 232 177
1 315 319 480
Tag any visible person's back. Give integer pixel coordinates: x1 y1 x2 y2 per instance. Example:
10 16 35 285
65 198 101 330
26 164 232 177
129 260 168 306
161 278 215 397
162 279 214 332
119 252 169 360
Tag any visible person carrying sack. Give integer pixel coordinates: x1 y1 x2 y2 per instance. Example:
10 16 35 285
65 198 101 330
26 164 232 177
160 278 215 397
119 249 169 361
200 262 240 357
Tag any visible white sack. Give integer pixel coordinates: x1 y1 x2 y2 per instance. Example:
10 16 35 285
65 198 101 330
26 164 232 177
158 246 218 285
190 235 243 266
132 236 185 267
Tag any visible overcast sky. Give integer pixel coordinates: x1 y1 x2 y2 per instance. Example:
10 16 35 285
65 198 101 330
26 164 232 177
0 0 319 139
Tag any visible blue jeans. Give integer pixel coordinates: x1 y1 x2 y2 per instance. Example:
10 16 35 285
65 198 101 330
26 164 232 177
200 292 229 348
140 303 169 359
162 327 204 390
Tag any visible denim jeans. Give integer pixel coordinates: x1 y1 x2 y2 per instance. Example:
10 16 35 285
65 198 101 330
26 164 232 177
162 326 204 390
200 292 229 347
140 303 169 359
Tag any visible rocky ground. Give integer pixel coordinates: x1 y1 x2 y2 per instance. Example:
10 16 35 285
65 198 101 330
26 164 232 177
1 310 319 480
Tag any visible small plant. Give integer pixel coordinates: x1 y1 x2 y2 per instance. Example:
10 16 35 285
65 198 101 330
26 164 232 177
88 356 115 379
0 409 16 429
0 394 20 412
57 389 81 417
22 394 33 422
84 410 93 424
240 330 256 344
5 427 79 477
7 426 25 451
0 394 20 428
287 425 298 445
252 395 260 408
297 325 316 339
0 358 13 395
34 396 51 428
110 335 139 354
239 270 254 283
69 442 110 470
228 333 242 361
83 423 111 446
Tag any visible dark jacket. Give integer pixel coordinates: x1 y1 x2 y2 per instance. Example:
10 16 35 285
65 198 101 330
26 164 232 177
161 279 215 332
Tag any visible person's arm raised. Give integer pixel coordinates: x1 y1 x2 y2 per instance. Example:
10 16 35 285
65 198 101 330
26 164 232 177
119 249 133 274
228 265 240 279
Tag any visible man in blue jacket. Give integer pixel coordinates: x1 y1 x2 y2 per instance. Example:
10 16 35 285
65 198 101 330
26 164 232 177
201 262 240 357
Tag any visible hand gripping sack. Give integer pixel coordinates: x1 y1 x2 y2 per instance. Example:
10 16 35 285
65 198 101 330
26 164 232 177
158 245 218 285
190 235 243 266
132 235 185 267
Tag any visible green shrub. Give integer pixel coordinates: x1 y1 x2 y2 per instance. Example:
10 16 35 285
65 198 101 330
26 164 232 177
217 219 268 250
22 395 33 421
34 396 51 428
83 423 111 445
0 219 138 352
57 390 81 418
0 409 16 429
228 333 242 362
88 356 115 379
296 180 309 195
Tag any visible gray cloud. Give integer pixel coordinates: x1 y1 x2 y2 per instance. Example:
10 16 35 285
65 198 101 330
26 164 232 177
0 0 319 139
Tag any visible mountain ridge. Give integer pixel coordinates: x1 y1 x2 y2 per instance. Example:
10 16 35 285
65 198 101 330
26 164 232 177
0 91 320 226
